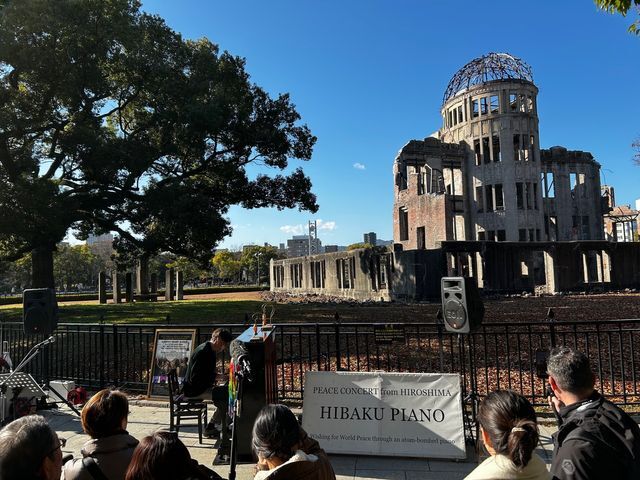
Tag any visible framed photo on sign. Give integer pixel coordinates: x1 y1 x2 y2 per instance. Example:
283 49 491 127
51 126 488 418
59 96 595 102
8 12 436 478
147 329 196 400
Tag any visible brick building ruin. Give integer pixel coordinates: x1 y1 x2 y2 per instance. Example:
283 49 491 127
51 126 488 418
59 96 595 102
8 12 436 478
270 53 640 301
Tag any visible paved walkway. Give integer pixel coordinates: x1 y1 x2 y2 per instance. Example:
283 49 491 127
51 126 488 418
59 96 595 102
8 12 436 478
43 402 557 480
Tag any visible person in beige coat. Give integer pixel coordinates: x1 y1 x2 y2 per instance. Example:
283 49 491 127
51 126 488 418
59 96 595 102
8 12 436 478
62 389 138 480
465 390 550 480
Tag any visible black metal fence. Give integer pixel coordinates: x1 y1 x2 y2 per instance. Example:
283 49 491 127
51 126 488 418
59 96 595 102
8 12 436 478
2 319 640 407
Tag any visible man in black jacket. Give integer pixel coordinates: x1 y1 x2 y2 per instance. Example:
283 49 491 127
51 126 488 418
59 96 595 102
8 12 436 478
548 346 640 480
183 328 233 437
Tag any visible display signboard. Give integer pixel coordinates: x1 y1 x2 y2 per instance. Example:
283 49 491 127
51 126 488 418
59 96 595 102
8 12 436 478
373 324 406 345
302 371 465 459
147 329 196 399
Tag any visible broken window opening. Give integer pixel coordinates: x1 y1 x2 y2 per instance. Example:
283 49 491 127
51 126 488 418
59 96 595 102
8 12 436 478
477 231 486 241
485 185 495 212
513 134 521 161
399 207 409 241
519 94 526 112
543 171 555 198
522 135 530 161
490 95 499 114
492 134 501 162
529 135 535 162
495 183 504 210
516 182 524 209
527 95 534 113
480 97 488 115
482 137 491 164
497 230 506 241
476 185 484 212
570 172 577 199
533 182 538 209
472 99 479 118
417 226 426 250
519 229 527 242
509 93 517 111
474 139 481 166
457 105 463 124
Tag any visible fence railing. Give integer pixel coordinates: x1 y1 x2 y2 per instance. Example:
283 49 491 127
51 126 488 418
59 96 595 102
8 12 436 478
1 319 640 407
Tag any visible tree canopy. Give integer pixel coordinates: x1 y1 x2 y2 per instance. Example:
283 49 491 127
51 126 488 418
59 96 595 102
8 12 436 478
595 0 640 34
0 0 317 288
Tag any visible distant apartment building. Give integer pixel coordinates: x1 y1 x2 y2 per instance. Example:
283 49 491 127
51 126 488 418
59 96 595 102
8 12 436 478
287 235 322 258
363 232 377 246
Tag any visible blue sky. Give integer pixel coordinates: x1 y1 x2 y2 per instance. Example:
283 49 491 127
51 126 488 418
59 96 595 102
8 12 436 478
140 0 640 250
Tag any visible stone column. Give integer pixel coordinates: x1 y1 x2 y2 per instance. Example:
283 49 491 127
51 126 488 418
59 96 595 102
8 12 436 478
165 268 175 301
112 272 121 304
176 271 184 300
602 250 612 283
136 257 149 295
150 273 158 293
125 272 133 303
98 271 107 304
582 252 590 284
543 250 559 294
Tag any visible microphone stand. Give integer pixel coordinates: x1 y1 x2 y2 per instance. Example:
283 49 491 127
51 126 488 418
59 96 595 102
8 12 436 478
0 337 80 419
228 367 248 480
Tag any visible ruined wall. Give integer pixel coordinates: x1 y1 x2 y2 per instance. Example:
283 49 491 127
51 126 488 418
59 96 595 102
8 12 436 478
541 147 604 241
270 249 392 301
392 138 466 249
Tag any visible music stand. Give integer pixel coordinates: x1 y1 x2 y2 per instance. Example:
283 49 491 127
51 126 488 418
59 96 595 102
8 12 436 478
0 372 47 424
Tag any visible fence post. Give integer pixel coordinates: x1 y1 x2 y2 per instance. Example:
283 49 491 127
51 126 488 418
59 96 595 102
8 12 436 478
334 313 341 371
315 323 322 371
548 308 556 348
113 324 119 387
99 317 105 389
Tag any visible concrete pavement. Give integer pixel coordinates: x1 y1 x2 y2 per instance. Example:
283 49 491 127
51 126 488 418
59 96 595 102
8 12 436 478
43 402 557 480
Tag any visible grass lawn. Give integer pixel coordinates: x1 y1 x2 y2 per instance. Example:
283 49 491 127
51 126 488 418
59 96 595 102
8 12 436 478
0 297 433 324
0 299 268 324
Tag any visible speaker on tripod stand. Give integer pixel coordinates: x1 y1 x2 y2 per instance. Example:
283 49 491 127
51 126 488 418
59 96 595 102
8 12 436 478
23 288 58 335
441 276 484 451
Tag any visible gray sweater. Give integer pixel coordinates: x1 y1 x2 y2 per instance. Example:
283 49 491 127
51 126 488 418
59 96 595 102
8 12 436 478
61 432 138 480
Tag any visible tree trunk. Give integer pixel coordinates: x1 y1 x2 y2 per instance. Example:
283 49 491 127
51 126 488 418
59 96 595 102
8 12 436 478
32 245 55 289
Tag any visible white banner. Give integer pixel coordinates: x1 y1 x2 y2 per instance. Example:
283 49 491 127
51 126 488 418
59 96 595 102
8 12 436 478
302 372 465 459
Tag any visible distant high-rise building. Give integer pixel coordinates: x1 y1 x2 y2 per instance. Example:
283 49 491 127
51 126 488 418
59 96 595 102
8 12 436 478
363 232 377 246
86 233 114 245
286 235 322 258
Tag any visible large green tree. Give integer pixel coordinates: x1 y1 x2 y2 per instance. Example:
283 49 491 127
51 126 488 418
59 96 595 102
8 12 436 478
595 0 640 34
240 245 280 284
0 0 317 288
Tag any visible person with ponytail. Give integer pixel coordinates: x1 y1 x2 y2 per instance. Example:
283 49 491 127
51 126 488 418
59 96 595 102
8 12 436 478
464 390 549 480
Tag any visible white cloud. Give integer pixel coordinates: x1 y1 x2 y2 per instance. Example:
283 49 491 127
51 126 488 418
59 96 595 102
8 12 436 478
318 220 336 231
353 162 366 170
280 224 304 235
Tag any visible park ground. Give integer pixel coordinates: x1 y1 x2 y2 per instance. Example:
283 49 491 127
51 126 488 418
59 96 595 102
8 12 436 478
1 290 639 324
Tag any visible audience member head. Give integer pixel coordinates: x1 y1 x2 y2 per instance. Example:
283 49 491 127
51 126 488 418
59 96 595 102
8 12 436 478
0 415 65 480
211 328 232 353
251 404 301 467
547 346 595 400
477 390 539 469
81 388 129 438
125 431 198 480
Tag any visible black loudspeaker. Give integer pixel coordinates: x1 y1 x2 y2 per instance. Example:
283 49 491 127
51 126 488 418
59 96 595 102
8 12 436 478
23 288 58 335
441 277 484 334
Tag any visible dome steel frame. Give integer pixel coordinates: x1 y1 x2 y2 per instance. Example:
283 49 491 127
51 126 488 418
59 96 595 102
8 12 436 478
442 52 534 105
